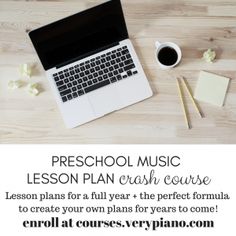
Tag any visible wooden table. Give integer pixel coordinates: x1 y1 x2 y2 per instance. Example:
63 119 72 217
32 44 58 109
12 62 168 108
0 0 236 144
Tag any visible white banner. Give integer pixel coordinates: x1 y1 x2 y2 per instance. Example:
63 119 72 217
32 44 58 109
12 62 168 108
0 145 235 235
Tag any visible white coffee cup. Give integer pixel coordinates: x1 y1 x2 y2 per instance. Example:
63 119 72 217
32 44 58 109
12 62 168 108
155 41 182 69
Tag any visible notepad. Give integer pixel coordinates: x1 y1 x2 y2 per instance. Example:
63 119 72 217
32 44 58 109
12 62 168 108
194 71 230 107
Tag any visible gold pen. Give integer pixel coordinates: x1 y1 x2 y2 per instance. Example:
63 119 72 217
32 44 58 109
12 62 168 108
180 77 204 118
176 77 191 129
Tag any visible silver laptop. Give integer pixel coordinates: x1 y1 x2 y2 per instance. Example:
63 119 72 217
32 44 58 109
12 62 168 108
29 0 153 128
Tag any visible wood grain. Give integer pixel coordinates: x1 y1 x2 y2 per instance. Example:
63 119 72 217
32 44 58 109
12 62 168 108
0 0 236 144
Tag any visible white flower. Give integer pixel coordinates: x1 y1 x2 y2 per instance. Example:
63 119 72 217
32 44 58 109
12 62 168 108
203 49 216 63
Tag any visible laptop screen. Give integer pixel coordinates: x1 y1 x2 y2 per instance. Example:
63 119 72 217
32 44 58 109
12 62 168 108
29 0 128 70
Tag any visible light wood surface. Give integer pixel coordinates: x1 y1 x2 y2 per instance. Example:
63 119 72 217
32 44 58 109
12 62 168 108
0 0 236 144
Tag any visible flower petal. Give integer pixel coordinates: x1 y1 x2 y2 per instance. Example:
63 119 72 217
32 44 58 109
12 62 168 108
8 80 23 90
27 83 40 96
19 63 32 78
203 49 216 63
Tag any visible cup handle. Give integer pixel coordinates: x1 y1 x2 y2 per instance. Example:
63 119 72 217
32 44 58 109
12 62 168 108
155 40 161 49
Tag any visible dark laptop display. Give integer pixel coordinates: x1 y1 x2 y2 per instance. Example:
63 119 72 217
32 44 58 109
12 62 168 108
29 0 128 70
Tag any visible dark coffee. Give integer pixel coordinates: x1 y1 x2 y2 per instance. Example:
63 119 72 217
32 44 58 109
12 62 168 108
158 47 178 66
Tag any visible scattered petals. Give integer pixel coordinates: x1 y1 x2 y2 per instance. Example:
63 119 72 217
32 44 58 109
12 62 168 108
203 49 216 63
8 80 23 90
27 83 40 96
19 63 32 78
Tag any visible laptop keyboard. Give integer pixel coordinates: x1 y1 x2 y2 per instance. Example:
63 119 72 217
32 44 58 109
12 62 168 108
52 46 139 103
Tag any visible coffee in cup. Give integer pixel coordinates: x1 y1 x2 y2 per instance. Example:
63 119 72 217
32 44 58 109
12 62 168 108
155 41 182 69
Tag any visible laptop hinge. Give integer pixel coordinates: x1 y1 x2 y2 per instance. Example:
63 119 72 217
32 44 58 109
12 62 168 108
56 41 120 69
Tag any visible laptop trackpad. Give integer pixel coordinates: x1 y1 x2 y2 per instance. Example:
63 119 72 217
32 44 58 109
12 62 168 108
88 86 121 116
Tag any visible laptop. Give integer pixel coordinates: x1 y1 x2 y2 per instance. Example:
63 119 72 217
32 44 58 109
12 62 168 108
29 0 153 128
